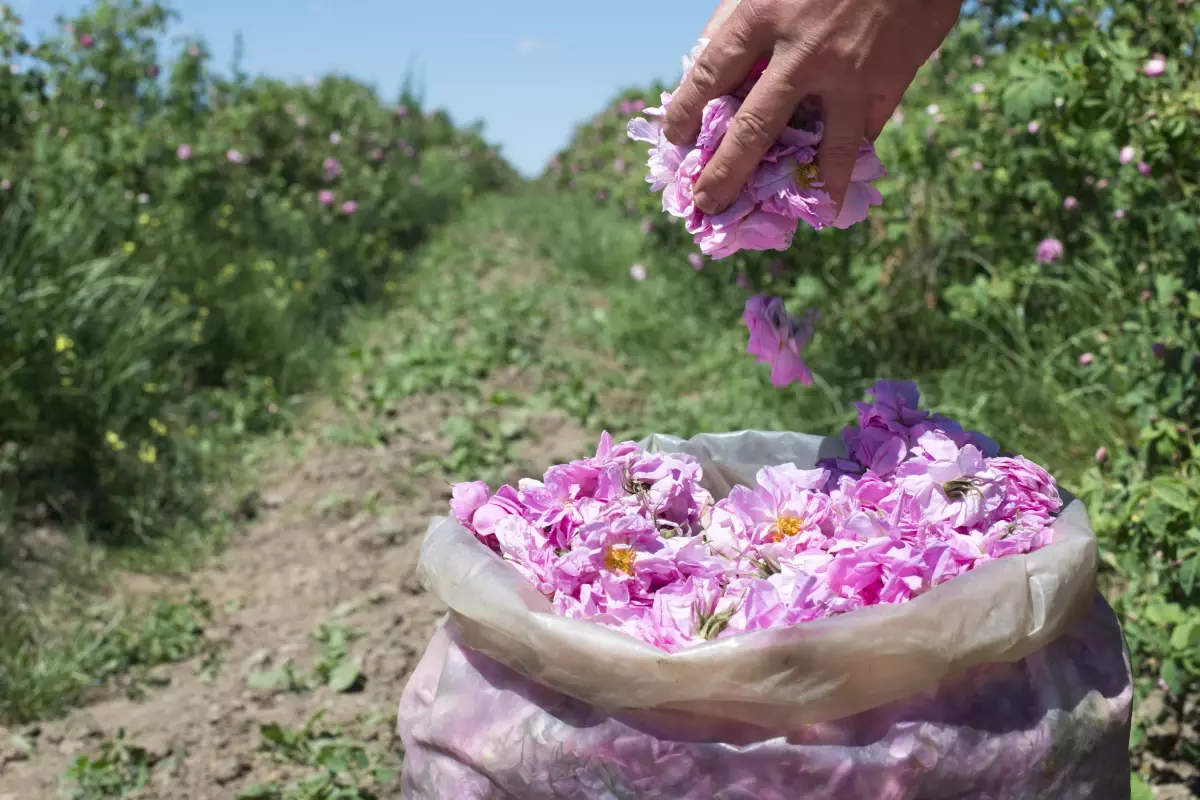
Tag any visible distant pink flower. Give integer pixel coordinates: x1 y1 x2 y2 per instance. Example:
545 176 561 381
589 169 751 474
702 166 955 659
187 45 201 58
1144 56 1166 77
329 132 342 145
1027 120 1040 134
1097 178 1109 189
0 179 10 192
1137 162 1150 176
971 55 985 67
79 33 94 48
972 160 983 171
341 200 358 215
688 253 704 271
639 217 653 234
970 82 985 94
736 271 750 289
630 264 647 281
318 189 335 206
1142 290 1153 301
1114 208 1125 219
395 104 408 117
743 295 815 388
409 174 421 186
371 148 383 161
147 64 160 79
323 157 341 178
1095 447 1107 464
1063 196 1077 210
614 157 627 173
176 144 192 161
1035 237 1064 264
1119 146 1135 165
1079 352 1094 366
226 149 245 164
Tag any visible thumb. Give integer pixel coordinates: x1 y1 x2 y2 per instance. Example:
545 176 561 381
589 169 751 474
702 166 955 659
816 93 867 216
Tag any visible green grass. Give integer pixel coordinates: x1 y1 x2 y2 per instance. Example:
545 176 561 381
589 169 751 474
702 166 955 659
345 191 1127 489
0 589 215 723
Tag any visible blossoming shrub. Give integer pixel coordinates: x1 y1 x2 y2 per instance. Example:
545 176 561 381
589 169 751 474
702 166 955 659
0 2 516 541
546 0 1199 781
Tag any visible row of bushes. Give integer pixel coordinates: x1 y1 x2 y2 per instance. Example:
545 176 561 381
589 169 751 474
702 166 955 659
0 1 516 543
545 0 1199 782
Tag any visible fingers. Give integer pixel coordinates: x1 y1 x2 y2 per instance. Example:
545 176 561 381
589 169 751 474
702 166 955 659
700 0 745 39
864 89 904 142
663 3 770 147
816 92 867 214
693 59 805 214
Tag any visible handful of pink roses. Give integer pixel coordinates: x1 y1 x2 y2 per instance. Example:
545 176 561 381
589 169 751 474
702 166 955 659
627 39 887 259
449 380 1060 653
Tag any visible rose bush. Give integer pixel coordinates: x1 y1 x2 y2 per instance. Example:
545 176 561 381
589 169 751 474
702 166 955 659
0 1 515 542
544 0 1199 788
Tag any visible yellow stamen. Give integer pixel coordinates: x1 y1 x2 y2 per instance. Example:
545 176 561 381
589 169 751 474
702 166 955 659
603 545 636 575
772 514 803 542
794 162 820 189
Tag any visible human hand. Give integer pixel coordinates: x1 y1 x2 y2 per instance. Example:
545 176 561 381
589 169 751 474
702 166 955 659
663 0 964 217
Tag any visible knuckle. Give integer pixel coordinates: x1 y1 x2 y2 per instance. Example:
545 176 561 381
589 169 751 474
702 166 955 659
738 0 777 29
731 106 776 150
820 140 860 168
699 159 735 194
686 57 721 96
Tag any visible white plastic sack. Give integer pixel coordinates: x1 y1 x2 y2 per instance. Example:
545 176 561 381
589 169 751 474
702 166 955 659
398 430 1133 799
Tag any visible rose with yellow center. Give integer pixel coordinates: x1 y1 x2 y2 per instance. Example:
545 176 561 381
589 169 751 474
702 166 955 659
603 544 636 575
794 162 820 189
771 514 804 543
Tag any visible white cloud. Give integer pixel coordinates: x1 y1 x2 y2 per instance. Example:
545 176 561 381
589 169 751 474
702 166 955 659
515 37 543 54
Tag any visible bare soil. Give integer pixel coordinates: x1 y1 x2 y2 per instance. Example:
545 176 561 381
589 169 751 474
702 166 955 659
0 391 593 799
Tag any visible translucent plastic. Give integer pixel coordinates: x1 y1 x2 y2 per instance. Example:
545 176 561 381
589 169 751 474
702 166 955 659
398 430 1133 799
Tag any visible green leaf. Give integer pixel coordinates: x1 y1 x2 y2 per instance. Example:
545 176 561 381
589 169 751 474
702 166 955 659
1170 618 1199 650
259 723 289 746
1131 772 1155 800
1161 659 1183 694
1145 603 1186 626
248 669 284 689
1151 477 1192 513
1181 554 1200 596
327 659 362 693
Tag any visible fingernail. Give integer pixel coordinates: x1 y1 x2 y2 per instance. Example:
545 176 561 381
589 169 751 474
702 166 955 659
694 190 719 214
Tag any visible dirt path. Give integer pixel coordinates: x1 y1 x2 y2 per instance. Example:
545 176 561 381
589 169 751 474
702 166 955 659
0 386 592 799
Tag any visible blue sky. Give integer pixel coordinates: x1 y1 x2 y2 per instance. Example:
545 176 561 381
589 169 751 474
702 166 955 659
14 1 709 175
